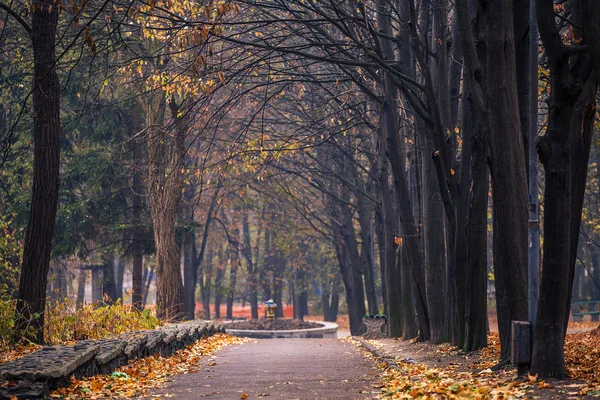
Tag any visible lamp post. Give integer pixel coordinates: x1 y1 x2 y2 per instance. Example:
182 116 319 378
265 300 276 320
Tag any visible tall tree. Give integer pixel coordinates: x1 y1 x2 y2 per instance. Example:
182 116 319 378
531 0 599 378
13 0 61 344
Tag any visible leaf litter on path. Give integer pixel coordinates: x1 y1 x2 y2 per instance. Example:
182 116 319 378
374 328 600 399
50 333 247 399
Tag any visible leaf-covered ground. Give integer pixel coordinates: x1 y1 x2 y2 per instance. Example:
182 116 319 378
49 334 246 399
375 326 600 399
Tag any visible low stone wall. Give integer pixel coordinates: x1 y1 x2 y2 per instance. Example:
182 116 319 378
224 320 338 339
0 320 224 399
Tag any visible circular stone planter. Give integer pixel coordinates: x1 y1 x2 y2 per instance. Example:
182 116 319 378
223 320 339 339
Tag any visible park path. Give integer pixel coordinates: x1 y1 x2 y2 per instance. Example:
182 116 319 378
148 338 380 399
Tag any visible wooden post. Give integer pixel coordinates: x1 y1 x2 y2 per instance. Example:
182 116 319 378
511 321 531 374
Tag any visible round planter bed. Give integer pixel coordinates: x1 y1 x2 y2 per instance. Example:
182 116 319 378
223 320 338 339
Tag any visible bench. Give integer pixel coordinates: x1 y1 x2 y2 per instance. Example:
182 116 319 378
572 300 600 321
362 314 387 339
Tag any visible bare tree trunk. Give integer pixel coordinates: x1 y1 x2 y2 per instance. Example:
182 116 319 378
214 247 225 319
423 135 447 344
242 212 259 319
374 203 389 319
102 255 118 304
331 208 362 335
531 1 599 378
145 94 187 320
115 258 125 301
357 204 378 315
226 225 240 320
328 271 341 322
183 230 197 319
14 0 61 344
76 268 87 309
142 265 154 309
131 134 145 310
201 248 213 319
399 244 417 340
377 0 430 341
91 267 103 304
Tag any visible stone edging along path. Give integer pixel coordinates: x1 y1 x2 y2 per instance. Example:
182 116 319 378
0 320 224 400
352 336 400 371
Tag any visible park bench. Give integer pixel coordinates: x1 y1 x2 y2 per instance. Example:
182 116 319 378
362 314 387 339
572 300 600 321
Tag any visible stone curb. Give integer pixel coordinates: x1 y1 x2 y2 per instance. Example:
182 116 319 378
352 336 400 371
224 320 339 339
0 320 224 399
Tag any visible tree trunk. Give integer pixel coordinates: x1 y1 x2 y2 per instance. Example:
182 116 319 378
531 0 598 378
480 0 529 361
142 265 154 309
357 199 378 315
399 244 417 340
102 255 118 304
377 0 430 341
273 251 286 318
513 0 531 166
242 212 259 319
131 135 145 310
14 0 61 344
374 203 389 318
328 271 340 322
115 257 126 302
76 268 87 309
338 201 367 322
423 136 447 344
91 267 103 304
145 94 186 320
202 248 213 319
464 128 489 351
214 250 225 319
183 230 197 320
227 226 240 320
331 210 362 335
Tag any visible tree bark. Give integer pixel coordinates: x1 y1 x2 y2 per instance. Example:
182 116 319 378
145 93 186 320
102 255 118 304
399 243 417 340
479 0 529 361
14 0 61 344
76 268 87 309
183 230 197 319
91 267 103 304
242 211 259 319
131 133 145 310
214 247 225 319
531 0 598 378
201 248 213 319
423 135 447 344
227 225 240 320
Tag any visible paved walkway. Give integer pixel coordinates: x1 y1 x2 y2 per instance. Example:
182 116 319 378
149 339 380 399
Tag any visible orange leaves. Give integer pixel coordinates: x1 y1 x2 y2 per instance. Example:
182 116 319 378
564 326 600 383
50 334 246 399
377 328 600 399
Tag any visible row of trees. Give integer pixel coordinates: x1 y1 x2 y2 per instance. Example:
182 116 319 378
1 0 600 379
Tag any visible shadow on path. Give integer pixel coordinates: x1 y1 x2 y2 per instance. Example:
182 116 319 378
148 338 380 399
